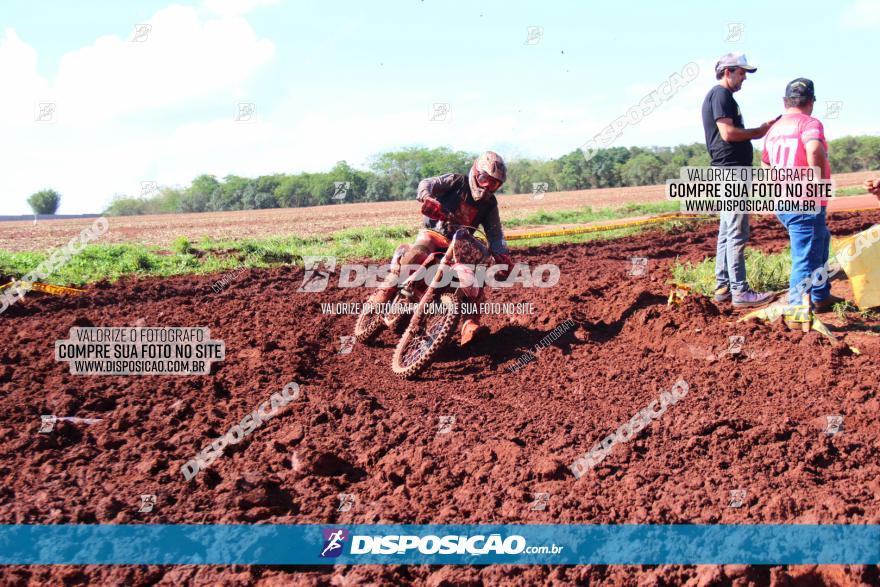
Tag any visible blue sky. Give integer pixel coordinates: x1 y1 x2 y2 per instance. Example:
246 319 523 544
1 0 878 214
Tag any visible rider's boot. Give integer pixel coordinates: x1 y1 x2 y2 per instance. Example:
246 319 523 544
369 244 425 304
460 317 489 346
370 268 401 304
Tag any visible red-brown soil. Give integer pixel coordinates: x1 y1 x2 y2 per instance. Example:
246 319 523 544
1 211 879 585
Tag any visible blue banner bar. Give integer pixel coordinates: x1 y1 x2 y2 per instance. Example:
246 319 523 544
0 524 877 565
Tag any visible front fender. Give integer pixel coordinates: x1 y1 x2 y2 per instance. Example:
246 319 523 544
452 263 481 299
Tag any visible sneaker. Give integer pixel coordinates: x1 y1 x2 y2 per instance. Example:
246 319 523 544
812 293 845 311
732 290 775 308
714 285 732 302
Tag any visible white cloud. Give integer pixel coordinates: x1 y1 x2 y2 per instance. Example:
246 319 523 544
0 4 277 214
0 28 50 126
59 5 273 125
0 5 274 127
839 0 880 28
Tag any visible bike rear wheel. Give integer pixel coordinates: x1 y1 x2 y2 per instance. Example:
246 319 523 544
354 297 386 343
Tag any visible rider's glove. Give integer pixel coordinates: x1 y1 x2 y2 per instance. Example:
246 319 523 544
493 253 513 281
420 197 449 221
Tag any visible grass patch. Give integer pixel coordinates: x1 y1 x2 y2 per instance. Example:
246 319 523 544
833 300 859 322
0 244 233 286
171 236 195 255
505 201 680 228
506 226 648 248
837 186 868 197
671 248 793 295
0 225 420 286
832 300 880 323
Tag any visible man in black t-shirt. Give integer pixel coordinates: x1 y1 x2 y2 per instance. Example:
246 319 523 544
700 52 779 308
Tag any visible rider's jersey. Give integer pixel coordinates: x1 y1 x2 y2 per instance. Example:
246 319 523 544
416 173 509 255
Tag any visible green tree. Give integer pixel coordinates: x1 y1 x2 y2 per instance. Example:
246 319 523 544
154 187 183 213
275 174 313 207
549 150 591 190
104 195 149 216
179 174 219 212
27 189 61 214
829 135 880 172
621 153 665 186
504 158 547 195
370 146 474 200
364 174 393 201
326 161 368 203
210 175 249 211
580 147 629 188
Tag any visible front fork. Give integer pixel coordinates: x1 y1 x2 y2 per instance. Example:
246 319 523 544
410 252 452 331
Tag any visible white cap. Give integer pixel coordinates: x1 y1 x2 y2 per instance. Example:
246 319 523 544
715 52 757 74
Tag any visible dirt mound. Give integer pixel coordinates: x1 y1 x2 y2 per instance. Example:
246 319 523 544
1 212 879 584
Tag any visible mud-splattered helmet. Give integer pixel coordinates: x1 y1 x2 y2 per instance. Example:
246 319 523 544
468 151 506 201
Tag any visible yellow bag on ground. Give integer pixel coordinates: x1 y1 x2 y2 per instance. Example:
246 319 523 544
833 224 880 309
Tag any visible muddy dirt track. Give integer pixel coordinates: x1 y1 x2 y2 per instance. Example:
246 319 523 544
1 212 880 585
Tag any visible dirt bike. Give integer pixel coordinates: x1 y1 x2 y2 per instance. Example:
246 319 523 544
389 226 493 379
353 223 485 344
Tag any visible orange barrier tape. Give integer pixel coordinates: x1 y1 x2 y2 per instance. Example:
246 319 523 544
506 212 712 241
0 281 85 296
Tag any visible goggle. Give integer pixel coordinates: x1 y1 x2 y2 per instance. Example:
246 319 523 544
474 171 503 192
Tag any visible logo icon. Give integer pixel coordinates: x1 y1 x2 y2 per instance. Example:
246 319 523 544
429 102 450 122
320 528 349 558
524 25 544 45
132 24 152 42
530 492 550 511
338 335 356 355
628 257 648 277
824 101 843 119
140 181 158 197
726 23 744 43
437 415 455 434
825 415 844 435
138 494 156 513
298 256 337 292
727 335 745 355
332 181 350 201
39 415 56 433
35 102 56 123
235 102 256 122
728 489 746 508
532 182 549 200
337 493 356 512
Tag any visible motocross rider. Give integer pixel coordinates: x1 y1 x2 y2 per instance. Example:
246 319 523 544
374 151 514 346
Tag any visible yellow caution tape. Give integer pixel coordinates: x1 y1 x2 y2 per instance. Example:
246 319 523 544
0 281 85 296
667 284 691 306
506 212 711 241
740 300 860 353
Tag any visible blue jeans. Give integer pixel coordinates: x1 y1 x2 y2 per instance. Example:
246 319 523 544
715 212 750 293
776 207 831 305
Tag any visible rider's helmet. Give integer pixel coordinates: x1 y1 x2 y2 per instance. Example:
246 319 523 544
468 151 506 201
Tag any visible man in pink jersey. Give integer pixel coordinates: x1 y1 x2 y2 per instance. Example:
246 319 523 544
761 78 843 310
